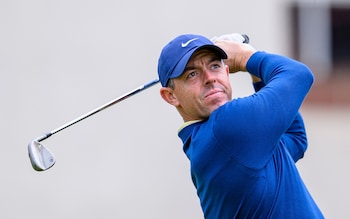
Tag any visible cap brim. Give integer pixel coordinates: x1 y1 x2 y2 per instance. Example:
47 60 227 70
170 45 227 80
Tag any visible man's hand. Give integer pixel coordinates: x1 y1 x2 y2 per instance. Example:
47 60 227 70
212 33 256 73
211 33 248 44
216 40 256 73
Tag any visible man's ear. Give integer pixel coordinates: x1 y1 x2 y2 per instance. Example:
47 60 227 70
160 87 179 106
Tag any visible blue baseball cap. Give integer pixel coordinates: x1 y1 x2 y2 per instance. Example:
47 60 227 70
157 34 227 87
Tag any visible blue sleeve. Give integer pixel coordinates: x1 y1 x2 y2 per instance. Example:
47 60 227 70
212 52 313 168
252 67 307 163
280 112 308 162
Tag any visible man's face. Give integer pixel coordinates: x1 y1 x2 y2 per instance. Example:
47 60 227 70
161 49 232 121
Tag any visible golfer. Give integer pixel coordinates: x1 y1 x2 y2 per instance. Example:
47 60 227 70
158 33 324 218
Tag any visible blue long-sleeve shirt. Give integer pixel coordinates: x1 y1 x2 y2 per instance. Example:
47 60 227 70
178 52 324 218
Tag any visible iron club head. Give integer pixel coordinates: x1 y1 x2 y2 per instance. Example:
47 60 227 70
28 140 56 171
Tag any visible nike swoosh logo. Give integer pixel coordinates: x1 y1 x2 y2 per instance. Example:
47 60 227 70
181 38 199 47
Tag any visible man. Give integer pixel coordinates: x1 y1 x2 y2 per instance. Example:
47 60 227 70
158 33 324 218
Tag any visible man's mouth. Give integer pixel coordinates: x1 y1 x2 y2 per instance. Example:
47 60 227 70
204 89 224 99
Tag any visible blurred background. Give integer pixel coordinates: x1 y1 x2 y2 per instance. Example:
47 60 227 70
1 0 349 218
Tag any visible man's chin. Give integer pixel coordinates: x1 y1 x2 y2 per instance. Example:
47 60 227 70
208 100 228 113
209 96 229 106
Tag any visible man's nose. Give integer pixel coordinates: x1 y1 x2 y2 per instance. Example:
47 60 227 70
203 69 217 85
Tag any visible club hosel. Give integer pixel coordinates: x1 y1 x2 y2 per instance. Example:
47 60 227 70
35 132 52 142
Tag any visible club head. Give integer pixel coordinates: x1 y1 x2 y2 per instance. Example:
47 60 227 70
28 140 56 171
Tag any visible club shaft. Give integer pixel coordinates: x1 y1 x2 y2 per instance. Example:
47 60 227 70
37 79 159 142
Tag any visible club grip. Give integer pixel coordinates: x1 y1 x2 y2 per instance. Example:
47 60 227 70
242 34 249 44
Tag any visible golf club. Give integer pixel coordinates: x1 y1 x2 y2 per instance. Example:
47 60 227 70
28 79 159 171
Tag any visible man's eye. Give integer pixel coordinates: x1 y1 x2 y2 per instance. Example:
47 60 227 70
211 63 222 70
187 72 197 78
